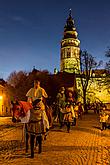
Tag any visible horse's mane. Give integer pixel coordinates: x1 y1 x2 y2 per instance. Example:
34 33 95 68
19 101 33 114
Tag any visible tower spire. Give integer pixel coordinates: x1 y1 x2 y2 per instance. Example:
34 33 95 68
64 9 75 32
69 8 72 17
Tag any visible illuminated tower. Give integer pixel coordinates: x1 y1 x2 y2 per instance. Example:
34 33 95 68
60 9 80 73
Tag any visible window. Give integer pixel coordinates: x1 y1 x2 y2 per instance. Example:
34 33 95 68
67 48 71 58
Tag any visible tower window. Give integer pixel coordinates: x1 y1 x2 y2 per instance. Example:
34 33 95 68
67 52 71 58
61 49 64 59
67 48 71 58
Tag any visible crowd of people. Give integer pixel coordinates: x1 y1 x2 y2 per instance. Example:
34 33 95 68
86 101 110 131
26 80 84 132
26 79 109 134
53 86 84 130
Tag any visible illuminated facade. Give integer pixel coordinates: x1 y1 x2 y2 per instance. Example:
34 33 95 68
87 70 110 103
0 84 11 116
60 10 110 104
60 9 80 73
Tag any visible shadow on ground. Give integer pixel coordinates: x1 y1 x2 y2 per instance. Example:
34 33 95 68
51 125 110 137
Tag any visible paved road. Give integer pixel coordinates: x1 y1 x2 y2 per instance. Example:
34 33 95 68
0 116 12 125
0 111 110 165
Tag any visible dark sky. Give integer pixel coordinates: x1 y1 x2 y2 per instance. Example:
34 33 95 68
0 0 110 79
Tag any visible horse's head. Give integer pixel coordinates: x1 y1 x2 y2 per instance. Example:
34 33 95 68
11 101 25 123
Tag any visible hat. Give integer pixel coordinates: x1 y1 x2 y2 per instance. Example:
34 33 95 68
59 87 65 92
32 99 41 106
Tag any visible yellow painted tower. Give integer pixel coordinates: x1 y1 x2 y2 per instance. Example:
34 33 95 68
60 9 80 73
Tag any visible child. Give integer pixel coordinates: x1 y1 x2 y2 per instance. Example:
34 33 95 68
63 103 75 132
100 108 109 131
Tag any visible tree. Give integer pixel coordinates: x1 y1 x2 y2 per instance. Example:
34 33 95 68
6 69 53 101
79 50 102 112
7 71 28 100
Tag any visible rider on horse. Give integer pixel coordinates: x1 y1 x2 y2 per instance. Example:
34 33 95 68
26 79 49 131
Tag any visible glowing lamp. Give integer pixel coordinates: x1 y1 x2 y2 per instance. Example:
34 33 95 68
0 96 3 100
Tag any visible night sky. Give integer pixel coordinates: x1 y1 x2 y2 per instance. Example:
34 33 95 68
0 0 110 80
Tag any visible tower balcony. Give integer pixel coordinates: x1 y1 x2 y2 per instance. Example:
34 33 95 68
61 38 80 48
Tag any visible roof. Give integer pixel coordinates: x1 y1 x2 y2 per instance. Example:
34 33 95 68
92 69 109 78
92 69 108 75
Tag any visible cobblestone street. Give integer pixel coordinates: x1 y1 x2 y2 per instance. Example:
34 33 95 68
0 111 110 165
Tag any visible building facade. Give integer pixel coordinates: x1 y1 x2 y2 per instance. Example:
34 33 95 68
60 10 110 104
0 82 11 116
87 70 110 103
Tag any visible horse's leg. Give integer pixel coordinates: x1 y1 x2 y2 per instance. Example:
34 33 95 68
37 135 42 154
25 124 29 153
26 133 29 153
30 134 35 158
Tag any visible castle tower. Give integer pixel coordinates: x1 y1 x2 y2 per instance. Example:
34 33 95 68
60 9 80 73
